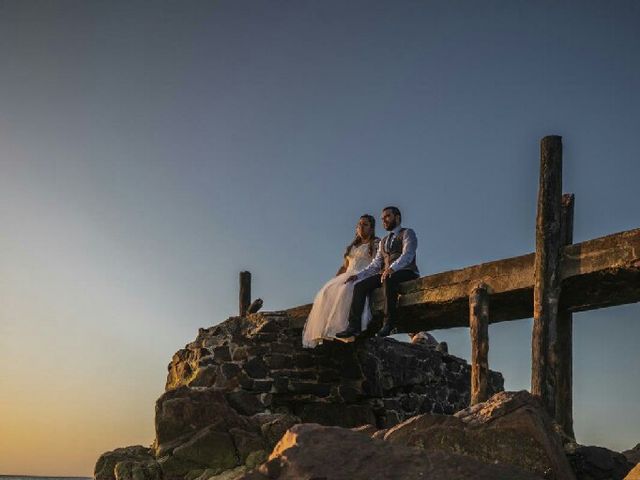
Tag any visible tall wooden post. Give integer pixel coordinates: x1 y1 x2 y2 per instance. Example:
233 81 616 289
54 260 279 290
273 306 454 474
239 271 251 317
469 283 490 405
555 193 575 437
532 135 563 416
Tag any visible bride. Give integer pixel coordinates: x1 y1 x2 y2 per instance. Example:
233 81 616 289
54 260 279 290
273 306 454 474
302 214 380 348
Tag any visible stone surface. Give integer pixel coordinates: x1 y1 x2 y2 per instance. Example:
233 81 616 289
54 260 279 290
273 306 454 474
94 446 155 480
253 413 300 447
171 425 238 473
113 459 161 480
384 390 576 480
163 313 503 430
154 386 253 456
195 466 248 480
625 464 640 480
567 445 634 480
238 423 543 480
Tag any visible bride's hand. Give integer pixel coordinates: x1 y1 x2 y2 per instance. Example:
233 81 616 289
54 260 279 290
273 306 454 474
344 275 358 284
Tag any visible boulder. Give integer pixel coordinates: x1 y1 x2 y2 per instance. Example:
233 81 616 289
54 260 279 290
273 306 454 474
239 423 543 480
94 446 155 480
154 386 253 455
384 390 576 480
153 386 270 478
567 445 634 480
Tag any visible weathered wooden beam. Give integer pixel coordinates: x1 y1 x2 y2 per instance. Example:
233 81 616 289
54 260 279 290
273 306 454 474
469 283 490 405
239 271 251 317
285 228 640 328
532 135 563 410
555 193 575 437
390 228 640 330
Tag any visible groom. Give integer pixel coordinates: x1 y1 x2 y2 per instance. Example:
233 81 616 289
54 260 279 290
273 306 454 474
336 206 419 339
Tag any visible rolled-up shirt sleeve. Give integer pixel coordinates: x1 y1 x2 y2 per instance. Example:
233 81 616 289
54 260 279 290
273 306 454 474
355 240 383 281
389 228 417 272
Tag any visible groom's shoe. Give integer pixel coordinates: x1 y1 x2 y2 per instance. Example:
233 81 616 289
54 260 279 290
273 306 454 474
376 323 395 337
336 328 360 339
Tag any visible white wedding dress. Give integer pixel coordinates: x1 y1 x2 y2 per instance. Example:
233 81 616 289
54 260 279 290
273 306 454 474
302 243 374 348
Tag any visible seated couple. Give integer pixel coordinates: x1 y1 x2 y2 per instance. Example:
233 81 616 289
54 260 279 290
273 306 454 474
302 206 419 348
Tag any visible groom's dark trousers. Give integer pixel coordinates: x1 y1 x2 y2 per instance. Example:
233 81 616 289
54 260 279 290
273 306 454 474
347 269 419 332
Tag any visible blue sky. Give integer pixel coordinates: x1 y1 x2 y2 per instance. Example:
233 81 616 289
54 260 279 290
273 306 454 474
0 1 638 475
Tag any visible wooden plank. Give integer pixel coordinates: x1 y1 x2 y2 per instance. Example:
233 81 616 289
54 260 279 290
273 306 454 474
555 193 575 437
239 271 251 317
469 283 490 405
532 135 563 408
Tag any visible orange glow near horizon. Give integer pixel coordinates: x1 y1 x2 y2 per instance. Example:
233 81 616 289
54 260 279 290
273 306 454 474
0 374 158 476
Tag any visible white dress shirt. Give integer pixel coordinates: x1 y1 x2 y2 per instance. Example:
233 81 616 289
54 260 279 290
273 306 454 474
355 225 418 281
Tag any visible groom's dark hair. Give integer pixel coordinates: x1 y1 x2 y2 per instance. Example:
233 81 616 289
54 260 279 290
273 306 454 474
383 206 401 222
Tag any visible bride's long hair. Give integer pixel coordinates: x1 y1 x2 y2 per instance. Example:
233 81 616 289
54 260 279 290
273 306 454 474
344 214 378 259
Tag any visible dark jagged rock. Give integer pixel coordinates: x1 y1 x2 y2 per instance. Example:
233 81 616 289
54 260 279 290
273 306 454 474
567 444 634 480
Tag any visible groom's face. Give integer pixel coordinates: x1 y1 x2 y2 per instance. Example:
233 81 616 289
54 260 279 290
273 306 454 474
381 209 400 231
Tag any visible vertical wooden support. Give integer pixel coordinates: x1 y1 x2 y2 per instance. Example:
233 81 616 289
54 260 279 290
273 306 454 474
555 193 575 437
532 135 563 416
469 283 490 405
239 271 251 317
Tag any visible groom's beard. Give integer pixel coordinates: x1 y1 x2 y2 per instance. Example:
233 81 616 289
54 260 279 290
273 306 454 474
385 220 398 231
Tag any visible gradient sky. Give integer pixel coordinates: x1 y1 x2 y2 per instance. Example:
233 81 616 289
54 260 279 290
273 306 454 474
1 0 639 476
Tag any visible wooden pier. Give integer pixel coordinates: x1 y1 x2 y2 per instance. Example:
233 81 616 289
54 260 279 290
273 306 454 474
244 135 640 438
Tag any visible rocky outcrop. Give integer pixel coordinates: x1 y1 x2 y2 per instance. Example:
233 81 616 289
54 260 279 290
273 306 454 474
380 390 576 480
95 311 503 480
165 311 503 428
238 423 543 480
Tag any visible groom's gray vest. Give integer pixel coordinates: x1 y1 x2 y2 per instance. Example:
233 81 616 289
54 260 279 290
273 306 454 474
382 228 419 275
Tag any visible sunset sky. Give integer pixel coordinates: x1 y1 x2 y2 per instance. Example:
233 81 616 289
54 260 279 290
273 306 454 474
1 1 639 476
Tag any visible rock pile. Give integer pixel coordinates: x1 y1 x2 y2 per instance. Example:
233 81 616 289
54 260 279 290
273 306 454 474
165 311 503 428
95 310 639 480
95 310 504 479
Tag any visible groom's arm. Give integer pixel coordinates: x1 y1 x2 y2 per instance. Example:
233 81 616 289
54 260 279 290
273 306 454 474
353 241 384 281
389 228 418 272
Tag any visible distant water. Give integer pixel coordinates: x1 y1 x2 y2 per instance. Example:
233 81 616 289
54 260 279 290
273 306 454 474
0 477 91 480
